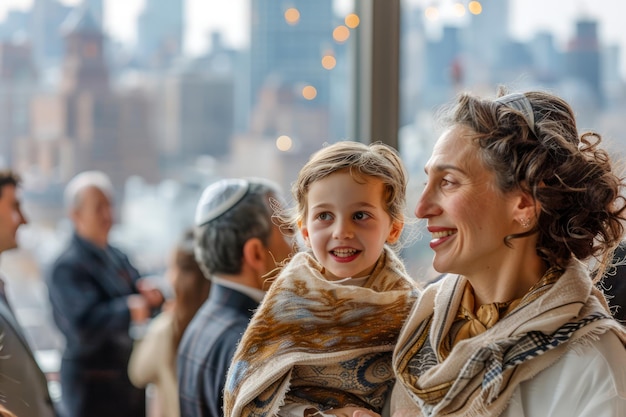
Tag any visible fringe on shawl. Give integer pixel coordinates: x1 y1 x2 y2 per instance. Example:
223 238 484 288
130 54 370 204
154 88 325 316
392 260 626 417
225 247 420 417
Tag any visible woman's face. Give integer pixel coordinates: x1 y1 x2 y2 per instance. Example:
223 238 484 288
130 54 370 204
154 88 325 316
415 125 522 276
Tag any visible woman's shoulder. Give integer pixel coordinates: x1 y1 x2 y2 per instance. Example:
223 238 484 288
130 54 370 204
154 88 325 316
543 330 626 394
506 331 626 416
510 331 626 416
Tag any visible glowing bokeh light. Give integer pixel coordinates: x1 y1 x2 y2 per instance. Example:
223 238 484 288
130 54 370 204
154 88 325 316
333 25 350 43
424 7 439 21
321 55 336 70
276 135 293 151
345 13 360 29
284 8 300 25
468 1 483 15
453 3 466 16
302 85 317 100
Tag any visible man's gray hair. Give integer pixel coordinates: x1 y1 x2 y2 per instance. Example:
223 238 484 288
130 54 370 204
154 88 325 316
64 170 114 211
194 178 282 278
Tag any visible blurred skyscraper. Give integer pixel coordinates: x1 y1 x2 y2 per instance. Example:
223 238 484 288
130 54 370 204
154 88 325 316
565 19 603 106
83 0 103 29
0 38 38 167
463 0 510 86
137 0 184 68
30 0 71 68
15 6 158 200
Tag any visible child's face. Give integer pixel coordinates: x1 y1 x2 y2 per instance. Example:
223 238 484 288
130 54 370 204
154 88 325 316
300 171 403 280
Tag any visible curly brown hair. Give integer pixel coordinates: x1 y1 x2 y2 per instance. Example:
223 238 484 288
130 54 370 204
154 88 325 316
444 88 626 277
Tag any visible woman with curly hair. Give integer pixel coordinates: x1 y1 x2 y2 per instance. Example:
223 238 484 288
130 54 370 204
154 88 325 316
390 89 626 417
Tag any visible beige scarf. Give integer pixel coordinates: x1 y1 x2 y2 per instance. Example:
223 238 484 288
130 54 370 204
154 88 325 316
224 247 420 417
393 260 626 417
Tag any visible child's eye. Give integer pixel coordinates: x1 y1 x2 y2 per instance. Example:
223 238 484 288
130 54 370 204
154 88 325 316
317 212 332 221
353 212 371 221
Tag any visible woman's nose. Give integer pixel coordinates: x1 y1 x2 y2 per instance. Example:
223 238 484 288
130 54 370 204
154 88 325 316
414 188 440 219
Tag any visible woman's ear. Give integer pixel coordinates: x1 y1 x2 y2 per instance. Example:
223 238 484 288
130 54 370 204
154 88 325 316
512 189 539 228
387 220 404 244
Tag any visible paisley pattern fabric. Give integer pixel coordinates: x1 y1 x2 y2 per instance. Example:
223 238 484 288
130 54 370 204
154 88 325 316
223 247 420 417
392 260 626 417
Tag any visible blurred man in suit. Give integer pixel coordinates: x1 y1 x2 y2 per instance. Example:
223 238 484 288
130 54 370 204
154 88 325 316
0 170 56 417
47 170 163 417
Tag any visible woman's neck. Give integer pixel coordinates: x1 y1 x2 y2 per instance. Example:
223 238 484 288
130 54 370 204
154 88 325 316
466 250 547 307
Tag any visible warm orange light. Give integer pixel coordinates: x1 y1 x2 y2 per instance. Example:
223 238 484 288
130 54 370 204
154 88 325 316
302 85 317 100
276 135 293 151
321 55 336 70
333 25 350 43
453 3 466 16
284 8 300 25
424 6 439 20
468 1 482 14
344 13 360 29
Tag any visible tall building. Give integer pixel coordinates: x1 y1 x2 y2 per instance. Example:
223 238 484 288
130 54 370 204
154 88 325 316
136 0 184 68
0 39 38 167
15 6 158 193
82 0 103 29
463 0 510 86
248 0 334 145
422 25 462 108
152 69 235 166
30 0 71 68
565 18 603 106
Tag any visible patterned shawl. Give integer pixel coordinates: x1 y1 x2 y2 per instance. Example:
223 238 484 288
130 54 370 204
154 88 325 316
392 260 626 417
224 247 420 417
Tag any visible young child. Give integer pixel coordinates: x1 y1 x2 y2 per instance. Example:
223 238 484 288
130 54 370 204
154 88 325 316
224 141 420 417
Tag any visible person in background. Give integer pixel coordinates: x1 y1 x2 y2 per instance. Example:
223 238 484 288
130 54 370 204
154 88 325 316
223 142 420 417
391 90 626 416
128 228 211 417
177 177 293 417
0 170 56 417
46 170 164 417
599 241 626 323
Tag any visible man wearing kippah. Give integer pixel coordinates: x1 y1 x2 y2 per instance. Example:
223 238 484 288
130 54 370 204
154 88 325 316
178 178 293 417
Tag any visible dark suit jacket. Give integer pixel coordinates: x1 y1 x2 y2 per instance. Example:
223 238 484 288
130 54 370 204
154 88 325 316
177 284 259 417
0 295 56 417
46 233 145 417
600 242 626 323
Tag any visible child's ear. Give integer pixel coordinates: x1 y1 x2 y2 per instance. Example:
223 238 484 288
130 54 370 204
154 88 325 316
386 220 404 244
297 219 312 248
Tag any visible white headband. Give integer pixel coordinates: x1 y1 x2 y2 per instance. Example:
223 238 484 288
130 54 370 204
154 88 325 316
495 93 536 135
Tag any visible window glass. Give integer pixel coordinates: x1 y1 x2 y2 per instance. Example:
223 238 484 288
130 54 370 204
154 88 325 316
399 0 626 282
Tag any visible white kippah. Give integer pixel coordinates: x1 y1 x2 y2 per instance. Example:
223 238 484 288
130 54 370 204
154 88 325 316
194 178 250 227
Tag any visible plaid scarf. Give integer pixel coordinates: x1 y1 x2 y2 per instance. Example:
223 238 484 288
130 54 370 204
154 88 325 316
393 260 626 417
224 247 420 417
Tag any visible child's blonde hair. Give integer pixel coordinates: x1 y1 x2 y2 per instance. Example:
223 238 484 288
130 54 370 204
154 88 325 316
291 141 408 228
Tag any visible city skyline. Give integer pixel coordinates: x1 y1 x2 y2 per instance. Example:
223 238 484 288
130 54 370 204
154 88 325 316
1 1 626 70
